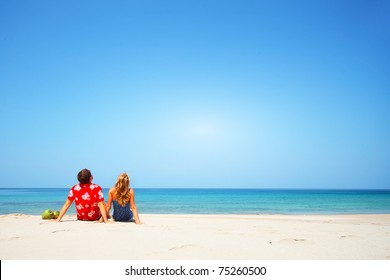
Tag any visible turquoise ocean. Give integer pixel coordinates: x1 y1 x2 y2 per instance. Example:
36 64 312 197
1 188 390 215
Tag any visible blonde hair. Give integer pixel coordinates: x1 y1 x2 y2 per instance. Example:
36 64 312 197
114 173 130 206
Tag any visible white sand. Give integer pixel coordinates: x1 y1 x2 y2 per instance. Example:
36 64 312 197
0 213 389 260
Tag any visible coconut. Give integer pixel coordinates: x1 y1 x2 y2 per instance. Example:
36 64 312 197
41 209 54 219
53 211 60 219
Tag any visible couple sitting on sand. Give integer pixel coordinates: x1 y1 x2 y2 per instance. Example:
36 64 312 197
56 169 141 224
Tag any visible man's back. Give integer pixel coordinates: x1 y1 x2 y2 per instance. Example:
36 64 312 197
68 183 104 221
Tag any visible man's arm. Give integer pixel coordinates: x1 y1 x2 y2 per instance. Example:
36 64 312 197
98 201 109 223
56 199 72 222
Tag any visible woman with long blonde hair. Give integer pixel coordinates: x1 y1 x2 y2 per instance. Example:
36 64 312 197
106 173 141 224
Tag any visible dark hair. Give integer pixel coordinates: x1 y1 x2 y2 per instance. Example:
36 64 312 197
77 169 92 184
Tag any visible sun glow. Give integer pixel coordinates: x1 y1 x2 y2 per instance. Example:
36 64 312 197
191 122 216 138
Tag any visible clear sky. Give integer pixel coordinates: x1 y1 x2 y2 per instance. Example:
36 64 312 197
0 0 389 189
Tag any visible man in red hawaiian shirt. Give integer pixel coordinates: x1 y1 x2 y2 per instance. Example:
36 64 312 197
57 169 109 223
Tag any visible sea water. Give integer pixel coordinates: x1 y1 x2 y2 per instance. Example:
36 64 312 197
1 188 390 215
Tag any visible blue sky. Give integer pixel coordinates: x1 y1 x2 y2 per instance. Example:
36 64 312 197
0 0 389 189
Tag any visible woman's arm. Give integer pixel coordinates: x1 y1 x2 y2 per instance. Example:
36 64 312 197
106 188 114 213
129 189 141 224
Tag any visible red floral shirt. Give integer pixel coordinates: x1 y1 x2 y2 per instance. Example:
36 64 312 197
67 183 104 221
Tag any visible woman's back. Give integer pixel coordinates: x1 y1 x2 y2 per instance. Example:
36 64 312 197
106 172 141 224
112 199 133 221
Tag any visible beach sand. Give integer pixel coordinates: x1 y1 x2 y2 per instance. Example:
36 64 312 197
0 214 389 260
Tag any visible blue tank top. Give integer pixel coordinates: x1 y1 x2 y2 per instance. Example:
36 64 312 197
112 200 133 221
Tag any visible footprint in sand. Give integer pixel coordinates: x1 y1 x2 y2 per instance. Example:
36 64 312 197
51 229 70 234
279 238 306 244
168 244 195 251
0 236 21 242
339 235 355 239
